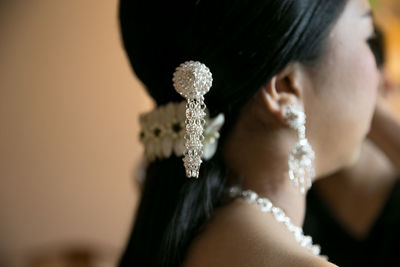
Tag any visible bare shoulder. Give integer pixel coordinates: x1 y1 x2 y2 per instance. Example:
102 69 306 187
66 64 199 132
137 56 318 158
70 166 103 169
183 199 339 267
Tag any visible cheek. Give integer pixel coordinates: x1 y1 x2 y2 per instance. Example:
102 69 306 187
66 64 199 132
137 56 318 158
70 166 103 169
305 43 379 175
329 41 379 129
348 45 379 105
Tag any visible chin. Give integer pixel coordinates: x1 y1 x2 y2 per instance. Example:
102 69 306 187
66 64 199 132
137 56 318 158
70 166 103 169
314 143 363 181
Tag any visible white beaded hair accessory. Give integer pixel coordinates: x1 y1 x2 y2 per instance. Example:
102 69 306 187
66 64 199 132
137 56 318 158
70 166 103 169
284 105 315 194
139 101 224 164
172 61 214 178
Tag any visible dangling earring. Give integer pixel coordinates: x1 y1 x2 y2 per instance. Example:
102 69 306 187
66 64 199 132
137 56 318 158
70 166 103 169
284 105 315 194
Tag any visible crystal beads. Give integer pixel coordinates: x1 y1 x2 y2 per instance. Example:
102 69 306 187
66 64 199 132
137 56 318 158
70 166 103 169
284 105 315 194
226 185 327 260
138 101 224 163
172 61 213 178
172 61 213 99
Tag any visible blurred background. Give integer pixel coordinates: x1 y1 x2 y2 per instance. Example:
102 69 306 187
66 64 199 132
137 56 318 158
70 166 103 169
0 0 399 266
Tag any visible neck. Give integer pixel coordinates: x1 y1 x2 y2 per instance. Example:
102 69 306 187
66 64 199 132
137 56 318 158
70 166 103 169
315 139 397 197
226 165 306 228
223 127 307 227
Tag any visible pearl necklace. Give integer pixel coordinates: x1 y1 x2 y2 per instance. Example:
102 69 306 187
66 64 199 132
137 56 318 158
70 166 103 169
226 185 327 260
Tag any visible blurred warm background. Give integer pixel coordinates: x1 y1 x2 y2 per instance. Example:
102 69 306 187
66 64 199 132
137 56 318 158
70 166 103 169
0 1 399 267
0 1 152 266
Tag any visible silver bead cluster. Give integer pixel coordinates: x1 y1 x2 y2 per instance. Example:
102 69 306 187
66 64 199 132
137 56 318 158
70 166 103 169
172 61 213 178
227 186 327 260
138 101 225 163
284 105 315 194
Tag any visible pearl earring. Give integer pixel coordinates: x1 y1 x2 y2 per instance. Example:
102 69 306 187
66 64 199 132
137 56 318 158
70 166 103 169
284 105 315 194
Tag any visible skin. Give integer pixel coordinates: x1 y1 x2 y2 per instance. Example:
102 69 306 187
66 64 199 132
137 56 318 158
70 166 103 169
313 96 400 239
369 99 400 172
184 0 378 266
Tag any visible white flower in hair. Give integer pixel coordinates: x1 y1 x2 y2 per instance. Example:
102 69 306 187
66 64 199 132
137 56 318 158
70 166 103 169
139 101 224 162
139 102 185 161
203 113 225 160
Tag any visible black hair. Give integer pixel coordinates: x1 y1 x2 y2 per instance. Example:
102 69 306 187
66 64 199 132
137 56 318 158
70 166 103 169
369 24 386 69
118 1 347 266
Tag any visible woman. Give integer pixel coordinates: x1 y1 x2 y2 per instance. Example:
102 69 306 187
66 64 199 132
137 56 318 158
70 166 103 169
118 0 378 266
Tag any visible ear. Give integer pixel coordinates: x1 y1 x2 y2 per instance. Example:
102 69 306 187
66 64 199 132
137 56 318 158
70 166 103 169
260 63 306 124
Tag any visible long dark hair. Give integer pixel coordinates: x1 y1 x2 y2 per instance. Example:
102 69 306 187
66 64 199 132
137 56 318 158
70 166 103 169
118 1 347 266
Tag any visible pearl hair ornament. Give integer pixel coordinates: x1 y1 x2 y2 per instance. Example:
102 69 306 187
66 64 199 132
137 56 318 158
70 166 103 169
172 61 214 178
